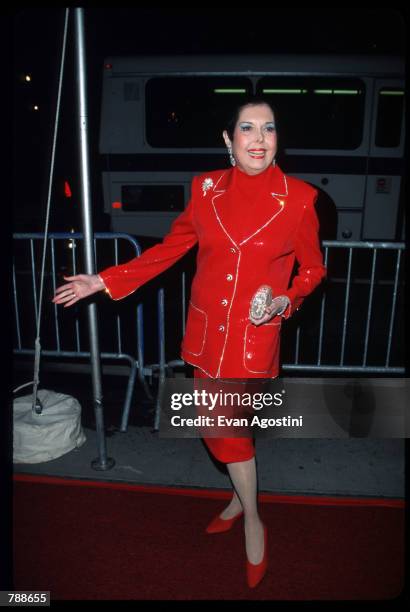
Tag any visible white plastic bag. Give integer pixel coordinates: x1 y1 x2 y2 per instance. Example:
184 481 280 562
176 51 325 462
13 389 86 463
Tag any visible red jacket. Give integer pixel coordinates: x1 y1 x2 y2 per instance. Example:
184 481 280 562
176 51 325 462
99 164 326 378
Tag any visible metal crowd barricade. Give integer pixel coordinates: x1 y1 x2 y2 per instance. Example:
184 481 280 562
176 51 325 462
13 234 405 433
287 240 405 374
12 232 151 432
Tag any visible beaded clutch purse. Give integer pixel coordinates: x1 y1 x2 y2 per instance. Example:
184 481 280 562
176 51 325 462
249 285 273 321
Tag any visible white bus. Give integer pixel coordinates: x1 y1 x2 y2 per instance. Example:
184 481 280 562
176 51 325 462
99 54 405 241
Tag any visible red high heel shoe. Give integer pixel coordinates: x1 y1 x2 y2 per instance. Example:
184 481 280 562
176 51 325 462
246 524 268 588
205 510 243 534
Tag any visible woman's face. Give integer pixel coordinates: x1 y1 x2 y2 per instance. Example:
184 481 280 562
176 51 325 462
223 103 277 175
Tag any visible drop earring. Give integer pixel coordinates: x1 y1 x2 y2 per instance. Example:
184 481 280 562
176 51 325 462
227 146 236 167
272 157 276 167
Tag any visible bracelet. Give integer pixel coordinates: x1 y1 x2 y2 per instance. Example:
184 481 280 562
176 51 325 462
275 296 290 316
97 274 109 294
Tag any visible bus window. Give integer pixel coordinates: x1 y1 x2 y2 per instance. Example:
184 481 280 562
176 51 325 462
145 77 252 147
121 185 185 212
375 88 404 147
100 55 404 241
256 77 365 149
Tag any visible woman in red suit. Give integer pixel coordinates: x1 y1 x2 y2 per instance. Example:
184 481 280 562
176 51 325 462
53 98 326 588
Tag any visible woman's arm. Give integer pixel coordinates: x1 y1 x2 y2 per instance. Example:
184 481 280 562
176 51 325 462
280 190 327 319
99 189 198 300
250 190 326 326
53 177 199 306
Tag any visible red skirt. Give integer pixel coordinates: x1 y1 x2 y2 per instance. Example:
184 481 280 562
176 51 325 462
193 368 255 464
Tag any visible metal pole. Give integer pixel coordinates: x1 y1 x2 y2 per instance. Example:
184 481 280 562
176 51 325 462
73 8 114 470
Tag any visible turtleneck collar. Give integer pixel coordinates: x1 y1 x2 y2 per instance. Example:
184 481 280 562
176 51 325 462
234 164 273 181
232 164 276 200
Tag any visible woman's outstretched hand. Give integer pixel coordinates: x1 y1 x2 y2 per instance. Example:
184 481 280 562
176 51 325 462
52 274 106 308
250 295 290 326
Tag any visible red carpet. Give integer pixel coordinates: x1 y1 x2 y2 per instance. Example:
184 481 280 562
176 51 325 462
13 474 404 600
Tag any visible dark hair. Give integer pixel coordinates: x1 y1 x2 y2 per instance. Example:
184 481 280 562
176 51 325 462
224 96 277 141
